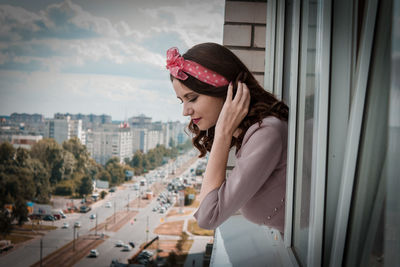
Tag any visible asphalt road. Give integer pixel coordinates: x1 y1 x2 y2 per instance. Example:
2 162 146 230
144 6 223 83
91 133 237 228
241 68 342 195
1 151 204 267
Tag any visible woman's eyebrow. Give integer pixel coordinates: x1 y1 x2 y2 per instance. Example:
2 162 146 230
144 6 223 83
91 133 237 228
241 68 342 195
177 92 197 100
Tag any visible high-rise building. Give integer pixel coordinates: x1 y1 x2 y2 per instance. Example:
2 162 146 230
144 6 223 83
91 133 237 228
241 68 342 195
48 115 83 144
86 124 132 165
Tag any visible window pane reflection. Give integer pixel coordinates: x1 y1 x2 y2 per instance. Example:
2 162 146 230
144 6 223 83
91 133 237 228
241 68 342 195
292 0 318 265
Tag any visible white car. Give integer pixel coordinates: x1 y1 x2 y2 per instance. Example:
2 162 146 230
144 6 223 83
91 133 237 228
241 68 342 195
122 244 131 251
62 222 69 229
90 214 96 219
115 240 124 247
74 221 81 228
89 249 99 257
105 202 112 208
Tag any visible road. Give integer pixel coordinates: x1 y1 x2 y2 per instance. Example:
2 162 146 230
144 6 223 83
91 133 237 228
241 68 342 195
1 151 209 267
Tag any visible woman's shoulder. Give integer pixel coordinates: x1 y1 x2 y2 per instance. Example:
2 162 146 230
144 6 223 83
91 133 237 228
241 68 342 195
237 116 288 156
247 116 287 135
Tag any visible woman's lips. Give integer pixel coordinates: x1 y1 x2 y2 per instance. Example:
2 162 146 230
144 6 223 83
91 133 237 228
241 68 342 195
192 118 201 124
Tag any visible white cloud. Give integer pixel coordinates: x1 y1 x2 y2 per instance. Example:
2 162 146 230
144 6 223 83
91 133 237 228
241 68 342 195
0 0 224 122
140 0 224 48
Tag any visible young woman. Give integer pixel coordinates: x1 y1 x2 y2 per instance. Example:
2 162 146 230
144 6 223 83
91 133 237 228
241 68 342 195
166 43 288 233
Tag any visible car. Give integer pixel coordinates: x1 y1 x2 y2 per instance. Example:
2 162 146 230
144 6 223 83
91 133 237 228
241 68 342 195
115 240 124 247
129 242 135 248
89 249 99 257
80 206 91 213
105 202 112 208
89 214 96 220
74 221 81 228
122 244 131 251
62 222 69 229
43 215 55 221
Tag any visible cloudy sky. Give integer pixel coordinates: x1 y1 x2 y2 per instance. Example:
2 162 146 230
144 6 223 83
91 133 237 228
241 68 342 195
0 0 225 122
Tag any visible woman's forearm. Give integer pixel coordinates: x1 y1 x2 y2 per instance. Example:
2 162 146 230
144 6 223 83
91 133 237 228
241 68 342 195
198 132 232 202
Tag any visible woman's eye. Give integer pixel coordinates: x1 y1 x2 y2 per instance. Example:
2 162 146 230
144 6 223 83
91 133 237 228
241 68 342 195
189 97 198 103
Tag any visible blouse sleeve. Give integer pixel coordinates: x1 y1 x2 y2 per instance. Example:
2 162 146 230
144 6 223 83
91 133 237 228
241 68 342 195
193 122 283 229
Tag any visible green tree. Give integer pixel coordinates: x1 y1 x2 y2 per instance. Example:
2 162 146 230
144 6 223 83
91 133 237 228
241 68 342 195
96 170 111 183
0 142 15 165
62 137 90 172
176 232 189 253
0 209 12 239
54 180 75 196
78 176 93 197
12 197 28 226
105 157 125 186
23 158 51 203
30 139 65 185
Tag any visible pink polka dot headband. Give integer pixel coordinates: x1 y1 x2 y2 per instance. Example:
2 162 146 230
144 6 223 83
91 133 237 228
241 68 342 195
166 47 229 87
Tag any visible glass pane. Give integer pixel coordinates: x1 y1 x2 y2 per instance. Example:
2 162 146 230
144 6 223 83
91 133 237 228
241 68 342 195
385 0 400 265
292 0 319 265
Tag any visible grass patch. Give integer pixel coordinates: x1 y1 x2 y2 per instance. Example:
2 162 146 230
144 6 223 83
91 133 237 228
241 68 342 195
187 220 214 236
4 234 33 244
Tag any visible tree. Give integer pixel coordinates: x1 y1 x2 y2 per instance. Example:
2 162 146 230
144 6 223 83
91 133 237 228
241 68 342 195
27 158 51 203
0 142 15 165
54 180 75 196
30 139 65 185
176 232 189 253
100 191 107 199
62 137 90 172
96 170 111 183
0 209 12 239
78 176 93 197
105 157 125 186
12 197 28 226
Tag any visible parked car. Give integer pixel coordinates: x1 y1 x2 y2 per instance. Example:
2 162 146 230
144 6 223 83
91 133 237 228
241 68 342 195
115 240 124 247
80 206 91 213
74 221 81 228
89 249 99 257
89 214 96 220
43 215 55 221
122 244 131 251
105 202 112 208
62 222 69 229
129 242 135 248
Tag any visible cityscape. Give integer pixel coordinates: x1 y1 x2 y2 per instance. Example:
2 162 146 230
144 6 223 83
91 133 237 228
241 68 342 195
1 0 398 266
0 0 224 265
0 112 190 165
0 112 212 266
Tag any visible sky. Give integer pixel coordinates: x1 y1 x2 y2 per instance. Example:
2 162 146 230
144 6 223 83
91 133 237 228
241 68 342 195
0 0 225 122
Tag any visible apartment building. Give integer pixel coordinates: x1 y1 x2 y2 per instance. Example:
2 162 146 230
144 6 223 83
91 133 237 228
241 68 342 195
86 124 132 165
47 115 83 145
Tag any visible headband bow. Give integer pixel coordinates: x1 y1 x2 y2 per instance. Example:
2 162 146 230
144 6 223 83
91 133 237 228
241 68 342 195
166 47 229 87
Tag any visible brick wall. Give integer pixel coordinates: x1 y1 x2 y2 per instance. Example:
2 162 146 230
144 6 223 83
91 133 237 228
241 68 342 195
223 0 267 85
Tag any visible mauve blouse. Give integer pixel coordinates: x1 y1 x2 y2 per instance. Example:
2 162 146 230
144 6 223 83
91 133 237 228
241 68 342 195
194 116 287 233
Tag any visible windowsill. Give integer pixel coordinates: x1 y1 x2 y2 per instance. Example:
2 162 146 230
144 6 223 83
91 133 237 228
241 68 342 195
210 214 298 267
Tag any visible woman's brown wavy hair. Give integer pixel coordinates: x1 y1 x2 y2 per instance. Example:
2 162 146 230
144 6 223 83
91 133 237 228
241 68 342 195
171 43 288 157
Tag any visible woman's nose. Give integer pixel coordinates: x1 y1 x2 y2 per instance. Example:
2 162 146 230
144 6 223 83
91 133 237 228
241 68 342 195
182 103 193 117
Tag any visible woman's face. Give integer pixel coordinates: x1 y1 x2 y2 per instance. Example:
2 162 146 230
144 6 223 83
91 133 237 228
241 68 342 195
172 79 224 131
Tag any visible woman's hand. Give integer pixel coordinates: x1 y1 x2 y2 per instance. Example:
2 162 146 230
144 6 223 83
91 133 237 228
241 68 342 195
215 81 251 138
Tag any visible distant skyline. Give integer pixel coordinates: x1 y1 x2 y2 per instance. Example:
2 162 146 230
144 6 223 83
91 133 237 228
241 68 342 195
0 0 225 123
